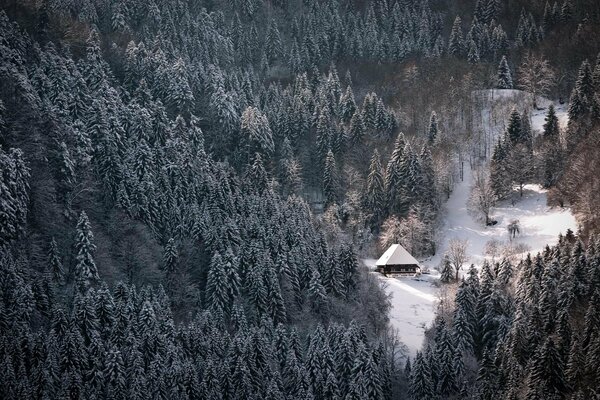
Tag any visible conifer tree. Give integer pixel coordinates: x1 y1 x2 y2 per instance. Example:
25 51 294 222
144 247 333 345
348 112 365 145
440 256 454 283
206 252 232 316
241 106 274 162
340 86 357 123
365 150 385 224
497 56 513 89
74 211 99 290
323 150 339 207
385 133 409 216
265 20 283 65
448 17 464 57
467 39 480 64
48 238 65 284
409 351 434 400
506 108 523 146
308 269 328 314
543 104 560 138
427 111 439 144
568 60 594 122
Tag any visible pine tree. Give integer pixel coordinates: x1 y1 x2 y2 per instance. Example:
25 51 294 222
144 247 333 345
497 56 513 89
241 106 274 162
528 337 567 395
265 20 283 65
74 211 99 290
348 112 365 145
323 150 339 207
560 0 573 23
0 147 30 245
246 153 269 193
365 150 385 224
385 133 409 216
308 269 328 314
316 109 332 167
568 60 594 122
542 104 563 188
162 238 178 288
448 17 464 57
409 351 434 400
467 39 480 64
48 238 65 284
440 256 454 283
543 104 560 138
427 111 439 144
506 108 524 146
340 86 357 123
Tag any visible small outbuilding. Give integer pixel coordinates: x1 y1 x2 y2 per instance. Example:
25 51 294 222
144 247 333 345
376 244 420 276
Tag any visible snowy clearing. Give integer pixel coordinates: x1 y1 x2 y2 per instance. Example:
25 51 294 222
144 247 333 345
422 163 577 272
372 91 576 357
364 259 437 356
371 163 576 356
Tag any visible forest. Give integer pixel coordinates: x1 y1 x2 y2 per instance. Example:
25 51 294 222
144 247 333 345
0 0 599 398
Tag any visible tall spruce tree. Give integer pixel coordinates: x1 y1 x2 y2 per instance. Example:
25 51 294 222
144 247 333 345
365 149 386 224
497 56 513 89
74 211 99 290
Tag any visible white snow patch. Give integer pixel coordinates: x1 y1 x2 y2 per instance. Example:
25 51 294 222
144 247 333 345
422 163 577 272
530 101 569 135
363 259 438 356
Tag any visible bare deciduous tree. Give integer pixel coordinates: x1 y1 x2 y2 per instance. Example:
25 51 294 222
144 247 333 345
379 211 432 257
484 239 502 262
469 168 496 225
502 241 531 264
446 238 469 281
379 215 402 250
518 53 556 109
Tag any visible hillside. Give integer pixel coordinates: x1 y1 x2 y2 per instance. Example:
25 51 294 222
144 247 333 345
1 0 600 399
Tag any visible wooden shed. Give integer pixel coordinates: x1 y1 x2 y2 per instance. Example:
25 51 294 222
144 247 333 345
376 244 421 276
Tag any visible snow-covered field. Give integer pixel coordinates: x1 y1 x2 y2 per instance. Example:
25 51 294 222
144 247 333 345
364 259 437 356
369 165 576 355
421 163 577 271
370 90 576 356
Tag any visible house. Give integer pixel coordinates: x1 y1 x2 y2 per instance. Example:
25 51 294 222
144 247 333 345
376 244 420 276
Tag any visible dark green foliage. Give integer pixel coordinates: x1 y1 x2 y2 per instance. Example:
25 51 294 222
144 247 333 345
424 234 600 399
0 6 407 398
74 211 99 291
440 256 454 283
365 150 385 225
497 55 513 89
323 150 339 207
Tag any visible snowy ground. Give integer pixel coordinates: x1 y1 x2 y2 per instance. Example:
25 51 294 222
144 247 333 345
472 89 568 158
421 163 578 271
530 95 569 135
369 91 576 357
368 165 576 356
364 259 437 356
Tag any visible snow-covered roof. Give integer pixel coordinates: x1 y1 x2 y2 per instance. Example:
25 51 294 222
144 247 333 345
376 244 419 266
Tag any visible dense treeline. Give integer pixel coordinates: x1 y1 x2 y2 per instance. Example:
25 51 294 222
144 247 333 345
1 0 600 398
411 232 600 399
0 2 403 398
